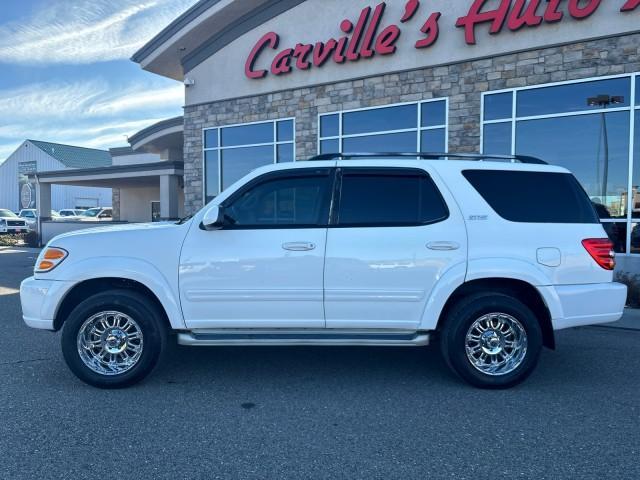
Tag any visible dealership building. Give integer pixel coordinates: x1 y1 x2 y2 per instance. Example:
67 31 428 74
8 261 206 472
130 0 640 267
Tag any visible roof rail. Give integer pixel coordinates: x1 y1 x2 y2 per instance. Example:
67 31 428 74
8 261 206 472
309 152 547 165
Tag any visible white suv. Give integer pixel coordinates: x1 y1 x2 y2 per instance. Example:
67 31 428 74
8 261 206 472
20 153 626 389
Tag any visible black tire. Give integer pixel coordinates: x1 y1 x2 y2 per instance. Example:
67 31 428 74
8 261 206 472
439 293 543 389
61 289 167 389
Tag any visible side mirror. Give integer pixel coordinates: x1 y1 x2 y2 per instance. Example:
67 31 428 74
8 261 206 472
202 205 225 230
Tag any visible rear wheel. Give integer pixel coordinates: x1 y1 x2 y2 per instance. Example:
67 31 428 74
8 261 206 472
440 293 543 389
61 289 167 389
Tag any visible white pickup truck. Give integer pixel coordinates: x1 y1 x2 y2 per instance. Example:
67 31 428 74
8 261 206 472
20 153 626 389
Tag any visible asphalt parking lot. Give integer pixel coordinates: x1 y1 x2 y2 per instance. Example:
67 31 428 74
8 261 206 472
0 248 639 479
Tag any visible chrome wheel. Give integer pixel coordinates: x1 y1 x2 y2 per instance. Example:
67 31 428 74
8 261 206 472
465 313 527 376
77 311 144 376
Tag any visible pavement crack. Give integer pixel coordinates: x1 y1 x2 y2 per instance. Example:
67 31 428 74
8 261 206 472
0 357 56 366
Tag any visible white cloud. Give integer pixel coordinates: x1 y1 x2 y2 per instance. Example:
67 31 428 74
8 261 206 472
0 79 183 161
0 0 198 65
0 80 182 121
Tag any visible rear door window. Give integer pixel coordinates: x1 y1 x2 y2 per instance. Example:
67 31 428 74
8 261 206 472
463 170 599 224
336 168 449 227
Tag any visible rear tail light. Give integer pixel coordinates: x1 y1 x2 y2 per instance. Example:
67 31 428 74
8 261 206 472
582 238 615 271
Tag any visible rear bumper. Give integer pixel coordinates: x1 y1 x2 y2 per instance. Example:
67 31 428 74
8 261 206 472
20 277 75 331
538 282 627 331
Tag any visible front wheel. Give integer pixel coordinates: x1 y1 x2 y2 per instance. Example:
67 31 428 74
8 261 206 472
439 293 543 389
61 289 167 389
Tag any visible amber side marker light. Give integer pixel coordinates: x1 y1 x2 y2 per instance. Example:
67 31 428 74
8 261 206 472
36 247 68 273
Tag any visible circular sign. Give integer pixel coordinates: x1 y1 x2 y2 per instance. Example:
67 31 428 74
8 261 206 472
21 183 33 209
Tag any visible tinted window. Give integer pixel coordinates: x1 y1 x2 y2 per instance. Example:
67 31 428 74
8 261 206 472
225 173 332 228
463 170 599 224
221 123 273 147
483 123 512 155
484 92 513 121
342 132 417 153
343 104 417 135
421 100 446 127
517 78 631 117
337 170 448 226
221 145 274 189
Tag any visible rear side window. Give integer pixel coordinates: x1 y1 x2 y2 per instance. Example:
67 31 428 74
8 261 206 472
337 169 449 227
463 170 599 224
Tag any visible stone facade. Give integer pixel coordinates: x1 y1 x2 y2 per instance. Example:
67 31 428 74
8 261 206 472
183 33 640 215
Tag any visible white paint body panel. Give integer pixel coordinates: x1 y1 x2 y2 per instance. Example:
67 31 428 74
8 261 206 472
179 228 327 328
20 159 626 337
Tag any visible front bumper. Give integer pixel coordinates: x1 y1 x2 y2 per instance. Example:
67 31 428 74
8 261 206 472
0 225 29 234
538 282 627 331
20 277 75 331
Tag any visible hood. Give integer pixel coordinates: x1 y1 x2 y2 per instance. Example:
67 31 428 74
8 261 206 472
49 221 187 244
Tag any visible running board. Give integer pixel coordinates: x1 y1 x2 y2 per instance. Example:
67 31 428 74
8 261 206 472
177 329 431 347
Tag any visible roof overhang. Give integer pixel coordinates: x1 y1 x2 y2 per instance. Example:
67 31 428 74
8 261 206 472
31 162 184 189
131 0 304 80
129 117 184 154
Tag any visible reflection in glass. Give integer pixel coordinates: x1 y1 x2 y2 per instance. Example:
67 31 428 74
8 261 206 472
517 78 631 117
484 93 513 121
221 123 273 147
516 112 630 219
343 104 418 135
632 111 640 218
631 223 640 254
277 143 294 163
636 79 640 106
221 145 274 189
320 139 339 154
204 129 218 149
421 100 446 128
343 132 417 153
421 129 446 152
205 150 219 200
277 120 294 142
604 222 627 254
483 122 512 155
320 114 339 137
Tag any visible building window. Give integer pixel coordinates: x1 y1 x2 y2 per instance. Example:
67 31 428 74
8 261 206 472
318 99 448 155
203 119 295 202
482 73 639 255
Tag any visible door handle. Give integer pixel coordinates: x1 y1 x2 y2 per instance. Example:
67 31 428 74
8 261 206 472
427 241 460 251
282 242 316 251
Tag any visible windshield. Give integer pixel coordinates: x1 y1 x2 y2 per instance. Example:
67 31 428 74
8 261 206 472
0 209 18 218
82 208 101 217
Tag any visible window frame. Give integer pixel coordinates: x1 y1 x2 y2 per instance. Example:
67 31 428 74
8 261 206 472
331 167 450 228
219 167 334 230
202 118 296 202
318 99 449 155
481 72 639 255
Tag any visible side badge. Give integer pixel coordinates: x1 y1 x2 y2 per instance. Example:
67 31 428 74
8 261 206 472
468 215 489 221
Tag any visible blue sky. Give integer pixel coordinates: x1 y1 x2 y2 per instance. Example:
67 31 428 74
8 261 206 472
0 0 199 163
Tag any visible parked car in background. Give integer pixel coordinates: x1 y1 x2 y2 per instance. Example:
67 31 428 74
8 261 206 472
0 209 29 234
58 209 86 219
20 153 626 390
18 209 60 230
79 207 113 222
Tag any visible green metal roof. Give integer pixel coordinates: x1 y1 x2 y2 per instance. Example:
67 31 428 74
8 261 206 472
29 140 112 169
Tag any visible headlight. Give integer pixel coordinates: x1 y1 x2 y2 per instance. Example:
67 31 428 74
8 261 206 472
36 247 68 273
0 219 5 225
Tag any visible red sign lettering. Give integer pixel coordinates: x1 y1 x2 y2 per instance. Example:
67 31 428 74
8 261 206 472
567 0 602 19
245 0 638 79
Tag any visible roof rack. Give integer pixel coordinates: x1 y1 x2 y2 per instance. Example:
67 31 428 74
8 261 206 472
309 152 547 165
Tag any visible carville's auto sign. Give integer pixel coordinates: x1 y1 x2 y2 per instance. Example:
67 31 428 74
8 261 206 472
245 0 639 79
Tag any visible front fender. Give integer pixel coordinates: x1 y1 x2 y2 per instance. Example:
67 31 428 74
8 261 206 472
47 257 185 330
